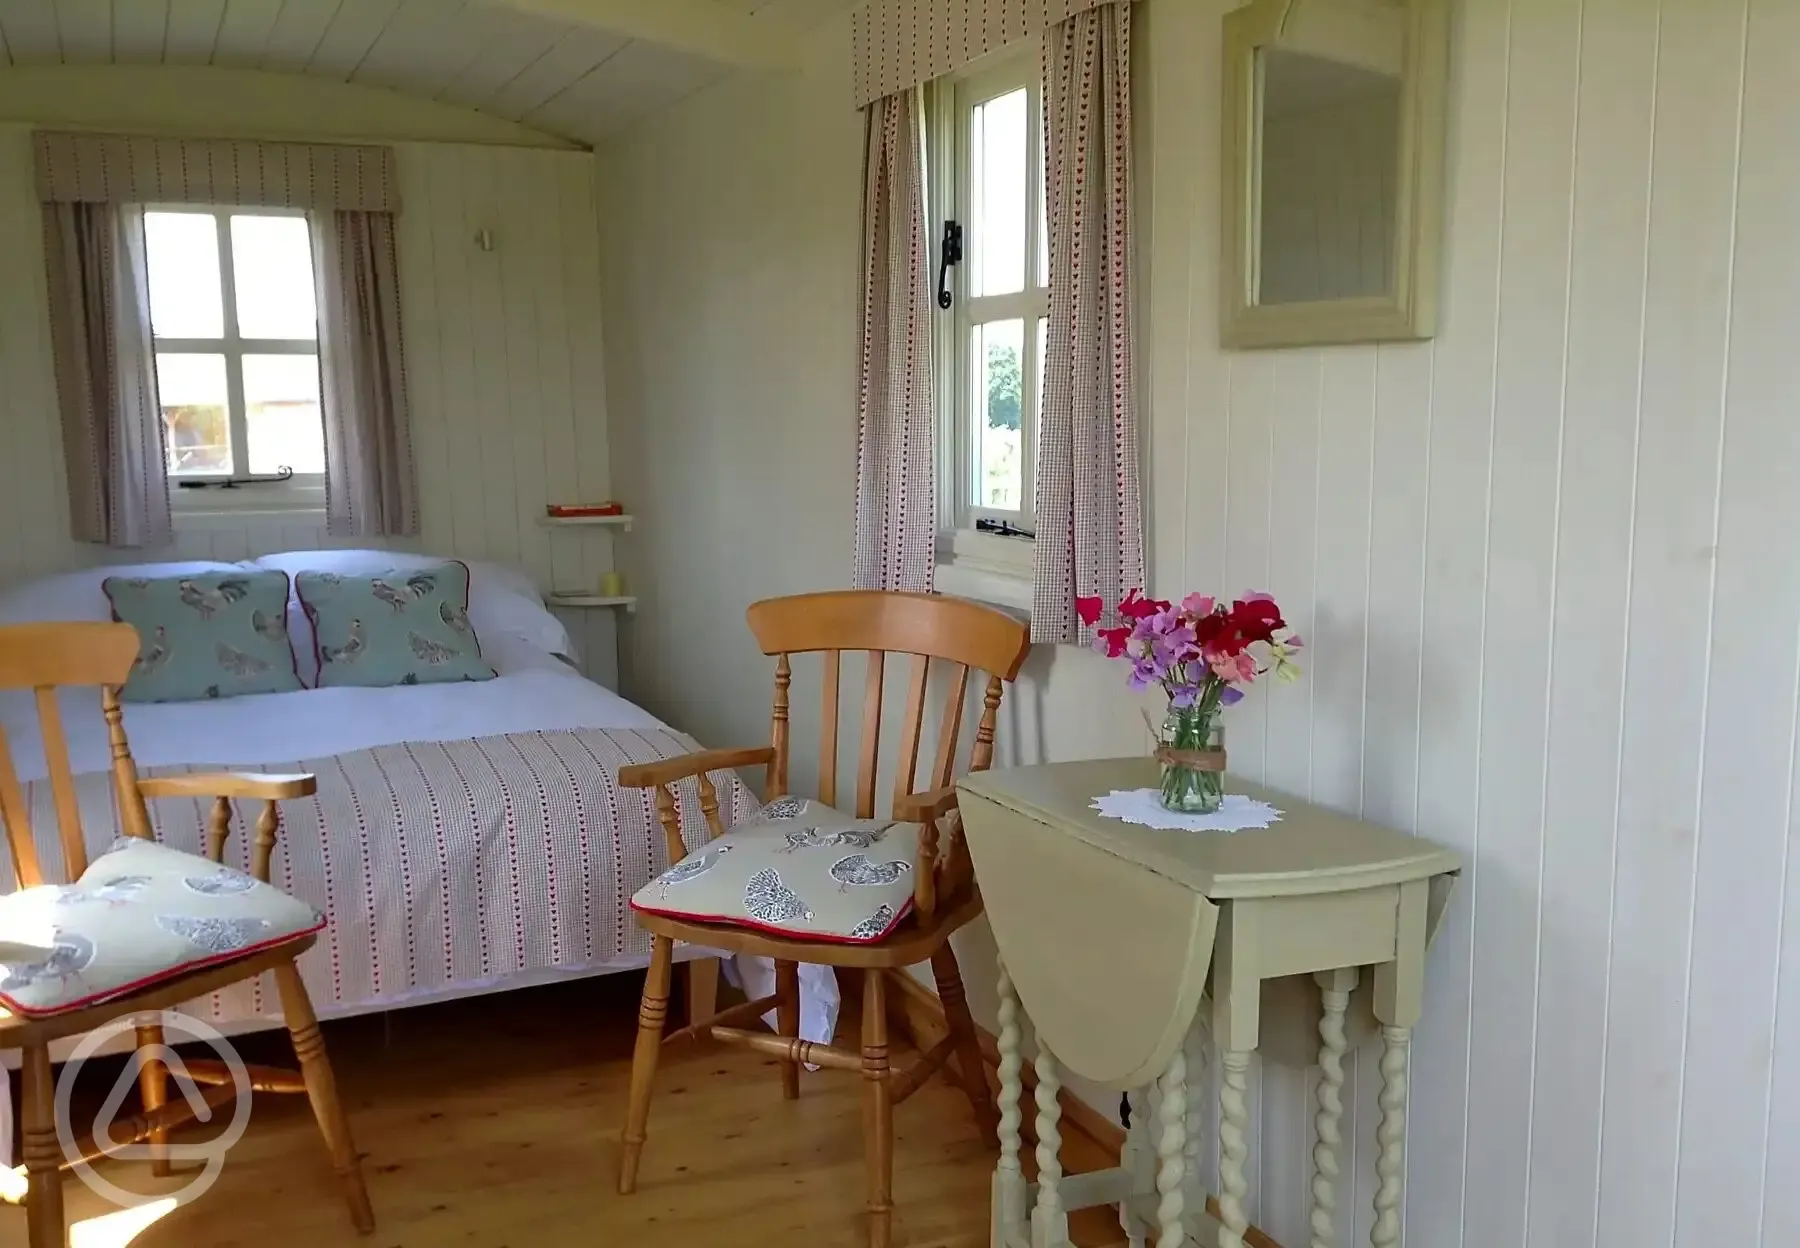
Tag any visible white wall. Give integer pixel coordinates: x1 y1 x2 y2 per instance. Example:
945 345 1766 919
598 1 1800 1245
0 72 620 683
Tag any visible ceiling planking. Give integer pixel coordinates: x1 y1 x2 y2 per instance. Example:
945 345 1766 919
0 0 836 145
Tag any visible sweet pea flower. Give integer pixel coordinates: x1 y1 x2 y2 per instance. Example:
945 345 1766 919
1210 651 1258 684
1128 655 1164 691
1180 592 1216 619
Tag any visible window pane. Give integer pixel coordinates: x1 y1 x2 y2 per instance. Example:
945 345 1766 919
971 87 1028 296
230 215 317 339
1035 316 1048 446
156 353 230 476
243 354 325 475
145 213 223 338
973 319 1024 511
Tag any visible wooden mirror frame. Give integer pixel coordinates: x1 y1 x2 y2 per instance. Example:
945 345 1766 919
1220 0 1449 349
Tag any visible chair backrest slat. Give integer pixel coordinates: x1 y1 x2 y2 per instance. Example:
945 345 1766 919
0 622 144 887
0 725 43 888
769 653 792 801
818 649 840 807
103 690 153 840
969 675 1005 773
892 653 930 810
930 662 971 790
37 686 90 880
854 651 885 819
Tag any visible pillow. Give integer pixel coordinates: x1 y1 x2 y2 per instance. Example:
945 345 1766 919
0 837 325 1019
252 550 573 682
297 561 496 688
0 561 248 626
103 571 302 703
630 796 917 944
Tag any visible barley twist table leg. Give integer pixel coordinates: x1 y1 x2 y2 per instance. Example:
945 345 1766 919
1312 968 1359 1248
1031 1042 1069 1248
992 956 1027 1247
1155 1043 1188 1248
1372 1025 1411 1248
1218 1049 1252 1248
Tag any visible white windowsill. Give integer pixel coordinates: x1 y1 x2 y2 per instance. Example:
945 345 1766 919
936 529 1033 620
172 481 326 525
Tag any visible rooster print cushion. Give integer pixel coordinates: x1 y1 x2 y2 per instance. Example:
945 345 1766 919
630 796 918 944
103 570 302 702
296 561 495 688
0 837 325 1018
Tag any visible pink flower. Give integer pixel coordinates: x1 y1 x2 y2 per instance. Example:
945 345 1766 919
1210 651 1258 684
1180 593 1216 618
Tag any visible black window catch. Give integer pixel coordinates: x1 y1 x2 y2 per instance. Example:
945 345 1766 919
975 518 1033 539
936 220 963 309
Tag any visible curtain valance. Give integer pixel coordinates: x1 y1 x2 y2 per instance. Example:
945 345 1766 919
850 0 1131 107
33 131 398 213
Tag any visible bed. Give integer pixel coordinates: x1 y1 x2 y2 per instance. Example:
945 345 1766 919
0 551 787 1077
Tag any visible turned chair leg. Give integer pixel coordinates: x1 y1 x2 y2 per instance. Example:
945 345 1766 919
775 960 801 1101
274 960 375 1235
929 948 998 1146
21 1045 62 1248
620 935 675 1195
134 1021 172 1178
861 969 893 1248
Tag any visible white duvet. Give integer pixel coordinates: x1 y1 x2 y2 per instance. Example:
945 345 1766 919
1 634 664 782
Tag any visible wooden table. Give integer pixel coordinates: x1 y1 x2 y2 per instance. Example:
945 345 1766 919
957 757 1460 1248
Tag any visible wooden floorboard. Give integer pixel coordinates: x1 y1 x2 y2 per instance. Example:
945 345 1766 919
20 975 1123 1248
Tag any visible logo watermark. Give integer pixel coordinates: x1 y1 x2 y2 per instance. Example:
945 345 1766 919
55 1012 253 1209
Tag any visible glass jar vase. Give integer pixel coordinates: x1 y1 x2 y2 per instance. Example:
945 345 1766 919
1156 705 1226 814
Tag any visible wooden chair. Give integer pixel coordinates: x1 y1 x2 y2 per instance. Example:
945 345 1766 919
0 622 373 1247
616 590 1031 1248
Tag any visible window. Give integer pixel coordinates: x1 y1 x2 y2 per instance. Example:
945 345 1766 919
143 208 326 484
931 54 1047 578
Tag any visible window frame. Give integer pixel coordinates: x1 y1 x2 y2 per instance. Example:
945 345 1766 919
144 204 326 498
929 51 1048 569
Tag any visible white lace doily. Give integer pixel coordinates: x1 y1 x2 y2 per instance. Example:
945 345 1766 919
1090 788 1284 832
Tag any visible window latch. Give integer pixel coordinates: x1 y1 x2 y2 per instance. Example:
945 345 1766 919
175 466 297 490
975 518 1034 539
936 220 963 310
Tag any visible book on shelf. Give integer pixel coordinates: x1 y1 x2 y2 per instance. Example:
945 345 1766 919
546 502 624 518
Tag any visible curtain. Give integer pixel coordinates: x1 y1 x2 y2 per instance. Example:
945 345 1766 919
42 202 172 548
313 210 418 538
852 90 936 593
850 0 1131 107
1033 2 1144 643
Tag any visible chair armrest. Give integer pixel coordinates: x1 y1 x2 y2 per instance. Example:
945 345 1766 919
895 784 959 823
618 747 777 790
138 772 318 801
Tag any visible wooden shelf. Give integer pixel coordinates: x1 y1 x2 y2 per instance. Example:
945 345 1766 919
538 513 633 530
547 594 637 613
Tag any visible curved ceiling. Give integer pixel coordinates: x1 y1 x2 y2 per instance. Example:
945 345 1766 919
0 0 839 146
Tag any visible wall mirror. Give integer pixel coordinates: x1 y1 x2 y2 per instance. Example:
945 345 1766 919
1221 0 1449 349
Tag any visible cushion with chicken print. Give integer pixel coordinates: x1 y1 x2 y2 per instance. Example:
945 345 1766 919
103 570 302 702
631 795 918 944
296 560 495 689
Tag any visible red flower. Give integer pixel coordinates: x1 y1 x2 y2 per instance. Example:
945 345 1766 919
1075 595 1104 626
1118 588 1169 622
1230 596 1284 643
1095 625 1131 658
